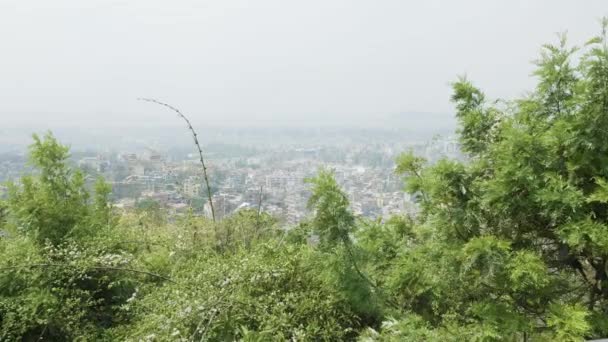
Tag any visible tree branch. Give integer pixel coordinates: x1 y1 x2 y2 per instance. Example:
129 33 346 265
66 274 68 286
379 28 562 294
137 98 216 223
0 263 177 284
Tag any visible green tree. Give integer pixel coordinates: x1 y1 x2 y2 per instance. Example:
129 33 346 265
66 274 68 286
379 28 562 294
0 133 140 340
381 21 608 341
306 170 385 326
306 169 355 249
7 133 93 245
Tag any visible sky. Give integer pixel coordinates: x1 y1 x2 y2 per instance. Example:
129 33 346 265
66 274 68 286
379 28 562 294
0 0 606 128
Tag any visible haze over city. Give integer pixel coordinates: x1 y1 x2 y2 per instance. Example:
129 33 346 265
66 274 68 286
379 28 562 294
1 0 605 129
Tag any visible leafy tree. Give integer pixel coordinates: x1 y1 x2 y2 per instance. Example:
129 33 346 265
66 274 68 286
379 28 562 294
7 133 91 245
0 133 140 340
306 169 355 249
379 20 608 341
306 170 385 327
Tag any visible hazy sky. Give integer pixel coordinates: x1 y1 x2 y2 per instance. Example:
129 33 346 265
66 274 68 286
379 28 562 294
0 0 605 127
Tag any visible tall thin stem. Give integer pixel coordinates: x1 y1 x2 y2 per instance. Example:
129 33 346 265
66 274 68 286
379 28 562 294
138 98 216 222
257 185 264 217
253 185 264 246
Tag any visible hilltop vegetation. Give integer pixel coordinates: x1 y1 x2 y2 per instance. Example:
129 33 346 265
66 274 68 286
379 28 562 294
2 21 608 341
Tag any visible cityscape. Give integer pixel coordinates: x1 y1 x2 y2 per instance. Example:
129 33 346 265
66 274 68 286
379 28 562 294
1 1 605 339
0 127 461 226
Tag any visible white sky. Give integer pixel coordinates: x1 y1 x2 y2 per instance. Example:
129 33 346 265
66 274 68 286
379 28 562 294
0 0 606 127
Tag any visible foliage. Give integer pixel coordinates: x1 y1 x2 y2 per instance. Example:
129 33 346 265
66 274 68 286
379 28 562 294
111 244 361 341
377 20 608 341
7 133 92 245
306 169 355 249
3 20 608 341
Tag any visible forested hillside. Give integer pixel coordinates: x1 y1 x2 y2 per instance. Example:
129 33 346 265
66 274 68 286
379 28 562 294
2 21 608 341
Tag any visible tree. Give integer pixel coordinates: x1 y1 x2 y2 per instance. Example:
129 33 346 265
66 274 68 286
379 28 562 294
0 133 143 341
384 21 608 340
7 133 92 245
306 169 355 249
306 170 385 326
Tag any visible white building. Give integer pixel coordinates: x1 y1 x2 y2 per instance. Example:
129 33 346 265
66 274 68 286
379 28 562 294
183 177 201 198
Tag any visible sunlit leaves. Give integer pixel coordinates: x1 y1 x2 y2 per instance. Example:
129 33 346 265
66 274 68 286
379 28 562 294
547 303 591 341
6 132 112 245
306 169 355 249
533 33 579 118
451 77 501 155
588 177 608 203
460 236 510 283
507 251 549 292
558 218 608 254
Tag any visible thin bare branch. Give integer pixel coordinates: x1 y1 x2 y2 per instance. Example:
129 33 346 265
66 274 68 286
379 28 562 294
0 263 177 283
137 98 216 222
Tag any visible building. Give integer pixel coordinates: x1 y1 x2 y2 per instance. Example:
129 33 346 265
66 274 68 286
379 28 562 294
142 148 163 162
183 177 201 198
78 156 110 173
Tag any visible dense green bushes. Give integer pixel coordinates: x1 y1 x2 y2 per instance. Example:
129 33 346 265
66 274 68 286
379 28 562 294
112 244 362 341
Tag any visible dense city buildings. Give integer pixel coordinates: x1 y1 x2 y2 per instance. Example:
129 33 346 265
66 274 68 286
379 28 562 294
0 129 461 225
